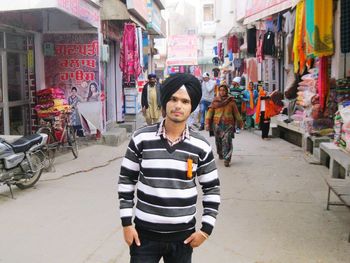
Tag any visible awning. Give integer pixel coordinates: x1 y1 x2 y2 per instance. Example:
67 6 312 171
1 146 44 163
197 57 213 65
101 0 146 30
243 0 297 25
0 0 100 28
101 0 130 20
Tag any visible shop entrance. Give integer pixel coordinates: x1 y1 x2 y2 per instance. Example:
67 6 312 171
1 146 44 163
0 32 31 135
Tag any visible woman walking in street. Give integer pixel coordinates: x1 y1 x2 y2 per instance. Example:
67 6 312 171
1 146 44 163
256 88 284 140
242 82 258 129
206 84 243 167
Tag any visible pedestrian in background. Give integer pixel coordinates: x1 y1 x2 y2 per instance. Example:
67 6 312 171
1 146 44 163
256 87 284 140
199 72 215 130
141 73 161 125
242 81 258 129
118 73 221 263
206 84 243 167
229 76 244 133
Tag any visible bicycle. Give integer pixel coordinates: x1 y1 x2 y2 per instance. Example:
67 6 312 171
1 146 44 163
36 109 78 169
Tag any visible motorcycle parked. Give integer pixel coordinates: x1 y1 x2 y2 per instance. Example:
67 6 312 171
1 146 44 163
0 133 48 197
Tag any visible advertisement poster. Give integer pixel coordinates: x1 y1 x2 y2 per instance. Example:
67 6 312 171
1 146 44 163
166 35 198 66
44 34 100 102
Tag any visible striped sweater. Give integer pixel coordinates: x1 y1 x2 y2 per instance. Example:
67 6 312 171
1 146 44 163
118 123 220 241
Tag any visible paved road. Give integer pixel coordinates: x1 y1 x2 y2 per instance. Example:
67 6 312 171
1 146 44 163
1 130 350 263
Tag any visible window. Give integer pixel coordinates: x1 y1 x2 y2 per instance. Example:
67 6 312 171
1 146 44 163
203 4 214 22
6 34 27 51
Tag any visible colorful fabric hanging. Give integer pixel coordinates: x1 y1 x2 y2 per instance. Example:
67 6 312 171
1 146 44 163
313 0 334 57
119 23 141 83
293 0 306 74
318 57 329 111
305 0 315 56
227 35 239 53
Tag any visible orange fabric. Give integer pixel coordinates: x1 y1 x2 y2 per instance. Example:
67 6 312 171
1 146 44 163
255 90 266 124
256 90 283 124
241 102 246 113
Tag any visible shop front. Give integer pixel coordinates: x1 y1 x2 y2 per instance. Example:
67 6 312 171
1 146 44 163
0 0 101 135
0 32 34 135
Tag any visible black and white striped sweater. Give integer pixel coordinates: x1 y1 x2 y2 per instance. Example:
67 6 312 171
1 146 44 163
118 123 220 241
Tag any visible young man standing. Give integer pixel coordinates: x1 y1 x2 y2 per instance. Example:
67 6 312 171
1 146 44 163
118 73 221 263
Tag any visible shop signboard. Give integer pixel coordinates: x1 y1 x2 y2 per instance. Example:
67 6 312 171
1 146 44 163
166 35 198 66
246 0 290 17
44 34 100 102
0 0 100 28
147 0 162 36
57 0 100 28
127 0 148 24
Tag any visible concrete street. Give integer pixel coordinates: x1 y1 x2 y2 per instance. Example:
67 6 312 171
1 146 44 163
1 130 350 263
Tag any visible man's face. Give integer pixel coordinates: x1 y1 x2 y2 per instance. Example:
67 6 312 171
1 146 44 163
149 77 156 85
166 88 192 124
203 77 209 82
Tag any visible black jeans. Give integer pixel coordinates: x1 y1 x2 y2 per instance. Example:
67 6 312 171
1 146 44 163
259 111 270 138
129 238 193 263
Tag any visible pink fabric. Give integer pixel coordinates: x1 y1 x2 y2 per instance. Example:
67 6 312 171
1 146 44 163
318 57 329 112
119 23 141 83
256 35 264 63
247 58 258 83
217 42 223 61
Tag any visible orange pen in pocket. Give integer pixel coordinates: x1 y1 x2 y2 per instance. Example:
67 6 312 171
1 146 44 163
187 158 193 179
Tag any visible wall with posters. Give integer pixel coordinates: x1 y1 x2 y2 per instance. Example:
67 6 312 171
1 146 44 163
43 34 100 101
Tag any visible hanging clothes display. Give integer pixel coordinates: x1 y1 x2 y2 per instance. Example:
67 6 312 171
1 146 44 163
119 23 141 83
263 31 275 56
227 35 239 53
283 10 296 69
313 0 334 57
293 0 306 74
247 58 258 83
137 27 144 69
305 0 315 56
247 27 257 55
218 41 223 62
341 0 350 53
256 34 264 63
318 57 329 111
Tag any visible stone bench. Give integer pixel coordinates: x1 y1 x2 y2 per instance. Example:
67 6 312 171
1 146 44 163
325 177 350 242
276 120 304 147
320 142 350 179
306 136 331 155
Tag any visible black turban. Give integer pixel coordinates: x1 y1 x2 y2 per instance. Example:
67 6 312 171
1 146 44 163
161 73 202 112
148 73 156 79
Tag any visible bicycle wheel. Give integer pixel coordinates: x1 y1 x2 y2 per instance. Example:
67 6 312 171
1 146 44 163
67 126 78 158
37 127 57 168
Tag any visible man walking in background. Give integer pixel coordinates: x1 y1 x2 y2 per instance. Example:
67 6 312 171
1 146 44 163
199 72 215 130
118 73 221 263
141 73 161 125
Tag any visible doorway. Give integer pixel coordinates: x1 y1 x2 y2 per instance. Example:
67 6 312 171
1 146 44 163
0 31 32 135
